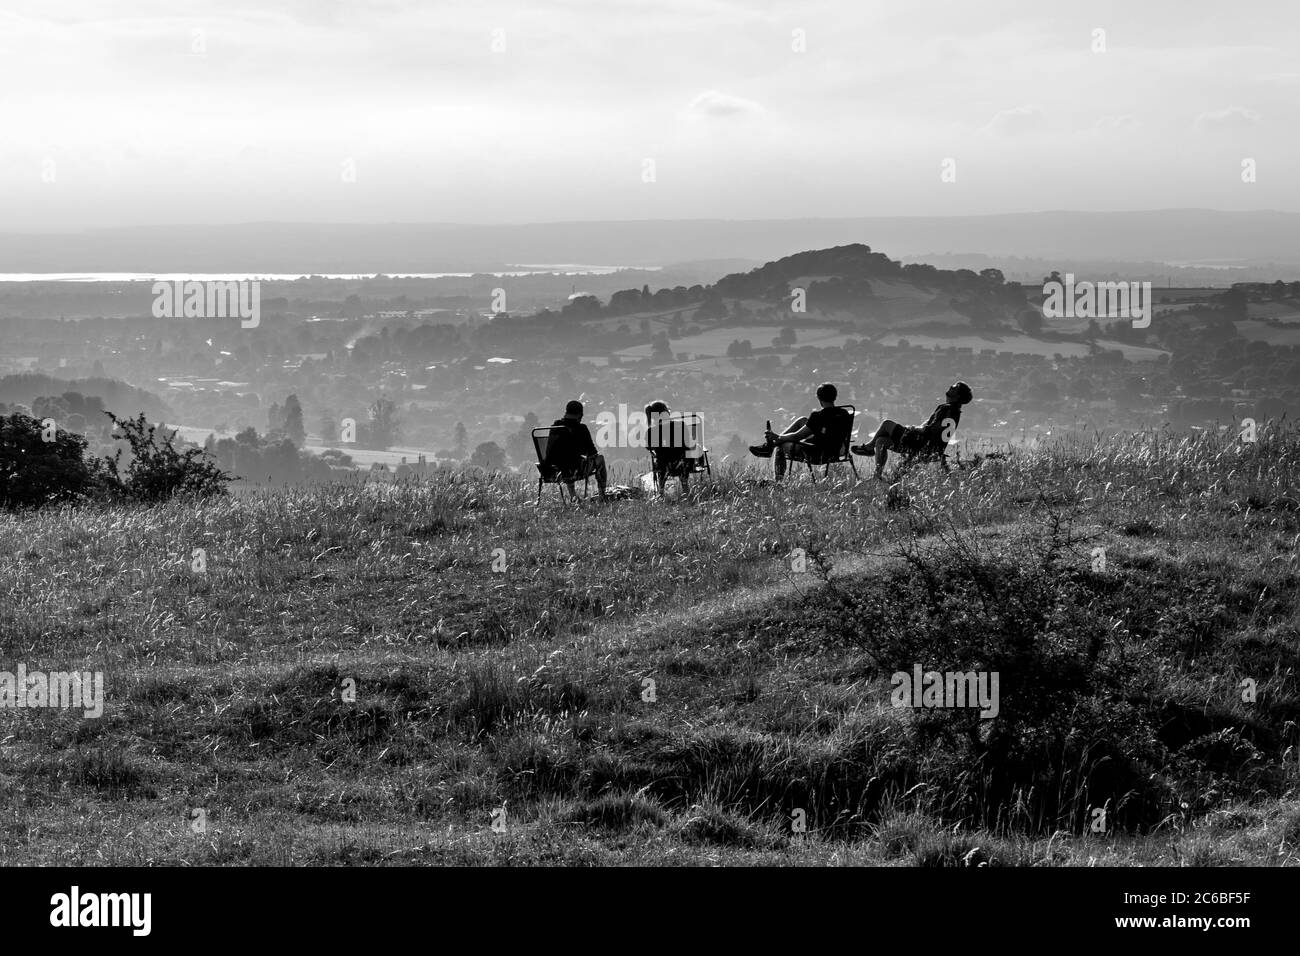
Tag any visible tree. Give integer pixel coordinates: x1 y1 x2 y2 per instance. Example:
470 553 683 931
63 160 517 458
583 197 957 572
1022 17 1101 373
652 332 673 362
368 397 401 449
469 441 506 471
506 413 540 466
282 394 306 447
1018 309 1044 335
101 412 231 502
0 412 102 508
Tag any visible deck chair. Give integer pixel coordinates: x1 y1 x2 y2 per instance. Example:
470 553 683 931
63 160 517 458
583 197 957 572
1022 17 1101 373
647 412 711 493
902 437 954 473
861 418 961 476
898 419 961 473
532 426 595 503
805 404 858 481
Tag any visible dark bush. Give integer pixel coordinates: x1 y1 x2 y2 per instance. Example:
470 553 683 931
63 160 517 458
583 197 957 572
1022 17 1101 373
0 412 106 508
1 410 230 510
101 412 231 502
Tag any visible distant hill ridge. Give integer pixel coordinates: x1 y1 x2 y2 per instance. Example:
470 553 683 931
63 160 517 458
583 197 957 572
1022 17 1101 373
0 372 170 421
3 210 1298 273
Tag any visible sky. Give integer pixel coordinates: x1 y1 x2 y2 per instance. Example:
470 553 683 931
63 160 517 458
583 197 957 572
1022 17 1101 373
1 0 1298 230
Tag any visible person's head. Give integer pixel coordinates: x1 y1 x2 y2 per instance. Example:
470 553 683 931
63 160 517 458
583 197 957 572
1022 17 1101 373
946 381 973 405
644 400 670 420
564 399 584 420
815 382 838 407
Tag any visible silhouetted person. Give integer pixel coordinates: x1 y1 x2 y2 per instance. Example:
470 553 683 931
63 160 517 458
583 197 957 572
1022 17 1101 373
644 399 693 495
749 383 852 481
853 381 973 478
546 399 608 499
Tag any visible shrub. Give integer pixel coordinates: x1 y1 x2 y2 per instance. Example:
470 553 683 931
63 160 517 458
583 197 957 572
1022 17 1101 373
0 412 107 508
101 412 231 502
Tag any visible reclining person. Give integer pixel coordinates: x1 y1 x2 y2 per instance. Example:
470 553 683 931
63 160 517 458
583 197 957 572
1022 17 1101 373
644 400 693 495
545 399 608 499
852 381 973 478
749 382 852 481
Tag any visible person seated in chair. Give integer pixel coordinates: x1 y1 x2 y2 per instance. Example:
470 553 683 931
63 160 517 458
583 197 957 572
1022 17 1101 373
546 399 608 500
644 399 693 495
749 383 852 481
852 381 972 479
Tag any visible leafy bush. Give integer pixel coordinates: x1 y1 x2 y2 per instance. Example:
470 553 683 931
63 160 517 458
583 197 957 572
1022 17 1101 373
0 412 107 508
1 410 230 510
101 412 231 502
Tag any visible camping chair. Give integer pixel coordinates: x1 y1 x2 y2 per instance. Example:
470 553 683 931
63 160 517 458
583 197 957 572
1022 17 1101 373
805 404 858 481
532 426 595 503
902 438 954 473
899 419 961 474
647 412 711 493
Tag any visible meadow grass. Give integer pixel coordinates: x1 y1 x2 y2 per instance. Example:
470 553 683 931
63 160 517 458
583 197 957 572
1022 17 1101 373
1 426 1299 865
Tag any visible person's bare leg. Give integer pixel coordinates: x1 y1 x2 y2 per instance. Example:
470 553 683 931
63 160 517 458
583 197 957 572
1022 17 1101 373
874 436 891 479
780 416 808 438
593 455 608 499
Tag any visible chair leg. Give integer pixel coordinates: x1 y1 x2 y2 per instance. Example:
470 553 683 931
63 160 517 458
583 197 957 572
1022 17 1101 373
537 478 543 505
849 456 859 479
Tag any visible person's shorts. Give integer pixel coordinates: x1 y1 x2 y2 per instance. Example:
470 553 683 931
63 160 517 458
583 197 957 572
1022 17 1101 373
575 454 604 478
882 421 925 453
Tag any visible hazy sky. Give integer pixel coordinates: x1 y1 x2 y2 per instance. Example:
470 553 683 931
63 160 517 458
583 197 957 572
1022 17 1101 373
2 0 1297 230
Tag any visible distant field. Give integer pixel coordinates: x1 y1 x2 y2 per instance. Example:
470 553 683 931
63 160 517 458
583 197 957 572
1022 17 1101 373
1248 301 1300 320
1237 319 1300 346
876 333 1168 362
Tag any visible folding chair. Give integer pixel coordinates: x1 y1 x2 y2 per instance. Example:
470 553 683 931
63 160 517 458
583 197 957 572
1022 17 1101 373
901 431 957 473
647 412 711 493
532 426 593 503
805 404 858 481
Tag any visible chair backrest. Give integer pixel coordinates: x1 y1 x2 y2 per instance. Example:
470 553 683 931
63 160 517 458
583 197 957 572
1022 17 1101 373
532 426 576 476
648 411 705 460
829 405 856 460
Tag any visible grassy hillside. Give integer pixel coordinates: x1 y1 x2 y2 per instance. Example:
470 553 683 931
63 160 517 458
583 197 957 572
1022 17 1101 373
2 427 1300 865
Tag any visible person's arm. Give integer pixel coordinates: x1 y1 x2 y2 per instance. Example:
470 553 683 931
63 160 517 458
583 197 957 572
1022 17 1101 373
766 423 813 444
579 424 599 457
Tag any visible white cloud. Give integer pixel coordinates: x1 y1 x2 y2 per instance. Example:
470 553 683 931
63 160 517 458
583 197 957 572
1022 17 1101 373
1194 107 1262 132
684 90 763 119
980 105 1046 136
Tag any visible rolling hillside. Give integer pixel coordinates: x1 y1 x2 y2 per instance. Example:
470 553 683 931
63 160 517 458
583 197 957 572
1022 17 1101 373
2 426 1298 865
